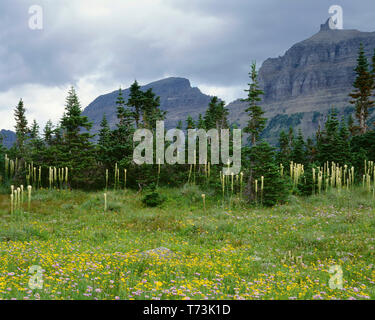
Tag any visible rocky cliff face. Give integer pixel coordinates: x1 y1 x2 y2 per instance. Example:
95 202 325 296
227 20 375 143
82 77 213 133
81 21 375 145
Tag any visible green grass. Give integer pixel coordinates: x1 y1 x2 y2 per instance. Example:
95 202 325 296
0 186 374 300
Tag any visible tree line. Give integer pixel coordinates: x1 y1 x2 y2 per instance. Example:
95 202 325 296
0 44 374 206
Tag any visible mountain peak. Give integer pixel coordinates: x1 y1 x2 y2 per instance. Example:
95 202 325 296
320 18 332 32
145 77 191 88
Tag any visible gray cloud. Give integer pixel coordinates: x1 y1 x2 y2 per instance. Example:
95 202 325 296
0 0 374 129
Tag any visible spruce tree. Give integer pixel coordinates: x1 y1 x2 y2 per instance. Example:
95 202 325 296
14 99 29 157
29 119 43 162
336 117 351 165
197 114 205 129
349 44 374 134
305 138 316 164
59 87 98 189
291 129 306 165
203 97 229 131
111 89 135 168
127 80 143 128
250 142 289 206
97 114 112 167
277 130 292 167
43 120 54 146
242 62 266 145
316 109 342 165
140 88 166 130
186 116 196 130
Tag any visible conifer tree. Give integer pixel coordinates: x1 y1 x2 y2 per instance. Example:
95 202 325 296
111 89 135 168
349 44 374 134
127 80 143 128
277 130 292 167
59 87 98 189
204 97 229 131
97 114 112 167
336 117 351 165
291 129 306 165
29 119 43 162
249 142 289 206
316 109 342 165
186 116 196 130
140 89 166 130
242 62 266 145
347 114 358 136
43 120 54 146
14 99 29 157
176 120 183 130
197 114 205 129
305 138 316 164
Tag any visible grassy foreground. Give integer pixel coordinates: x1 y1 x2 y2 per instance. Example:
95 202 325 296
0 186 374 300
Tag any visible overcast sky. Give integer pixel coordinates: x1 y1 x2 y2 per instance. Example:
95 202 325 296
0 0 374 130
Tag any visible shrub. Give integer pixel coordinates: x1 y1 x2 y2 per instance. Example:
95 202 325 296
142 192 166 207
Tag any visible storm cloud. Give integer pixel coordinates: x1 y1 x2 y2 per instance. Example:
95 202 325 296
0 0 374 129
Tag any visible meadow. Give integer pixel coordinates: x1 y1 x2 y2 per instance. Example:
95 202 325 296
0 184 374 300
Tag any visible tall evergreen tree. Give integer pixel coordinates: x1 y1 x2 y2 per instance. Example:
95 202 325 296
111 89 136 168
242 62 266 145
127 80 143 128
336 117 351 165
140 88 166 130
28 119 43 162
197 114 205 129
14 99 29 157
59 87 98 189
316 109 343 165
204 97 229 131
347 114 358 137
43 120 54 146
97 114 112 167
249 142 289 206
291 129 306 164
349 44 374 134
186 116 196 130
277 130 292 167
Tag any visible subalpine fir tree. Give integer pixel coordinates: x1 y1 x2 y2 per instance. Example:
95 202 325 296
347 114 358 137
29 119 43 162
242 62 266 146
371 48 375 128
336 117 351 165
316 108 342 165
185 116 196 130
277 130 292 168
250 142 289 206
59 86 98 189
291 129 306 165
14 99 29 157
197 114 205 129
204 97 229 131
127 80 143 128
43 120 54 146
111 89 135 168
349 44 374 134
97 114 112 168
0 134 6 182
305 138 316 164
140 88 166 130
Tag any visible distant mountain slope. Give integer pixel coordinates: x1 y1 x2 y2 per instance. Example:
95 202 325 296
82 77 214 133
81 20 375 145
0 129 16 149
227 19 375 143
